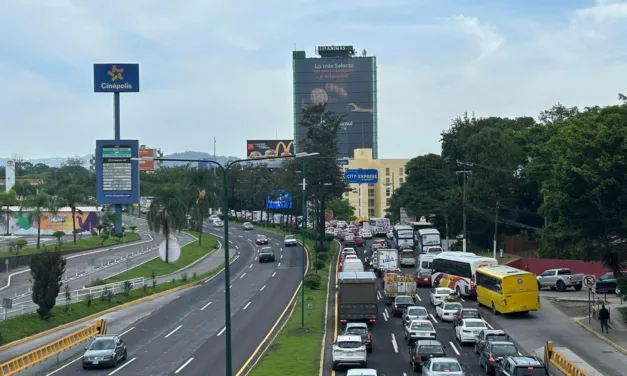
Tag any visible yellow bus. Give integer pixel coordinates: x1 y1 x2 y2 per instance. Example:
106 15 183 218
476 265 540 314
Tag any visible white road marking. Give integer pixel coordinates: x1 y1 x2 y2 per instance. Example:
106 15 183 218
249 264 253 269
276 242 280 246
243 302 251 310
280 247 283 252
415 294 422 301
272 271 276 277
119 327 135 336
449 341 461 355
229 240 233 244
391 333 399 353
278 262 281 267
248 239 252 242
108 357 137 375
235 245 239 250
240 273 247 279
377 291 381 299
280 254 283 259
217 327 226 336
460 298 465 302
382 310 388 321
165 325 182 338
384 308 389 317
403 374 408 376
485 321 493 329
238 235 243 238
430 314 439 323
46 356 82 375
174 358 194 374
200 301 212 311
260 284 266 291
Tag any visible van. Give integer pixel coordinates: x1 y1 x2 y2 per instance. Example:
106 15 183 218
343 259 365 273
417 254 436 271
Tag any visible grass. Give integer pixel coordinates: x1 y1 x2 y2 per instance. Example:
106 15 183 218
0 254 236 346
249 237 338 376
474 250 520 262
98 231 217 283
0 233 142 258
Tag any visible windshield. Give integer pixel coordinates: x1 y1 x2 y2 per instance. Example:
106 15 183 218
410 322 434 331
418 345 444 354
337 341 362 349
260 248 273 254
422 234 440 245
436 289 452 295
257 235 266 239
346 327 368 335
491 344 518 356
466 321 487 328
89 339 115 350
397 230 413 238
443 303 462 311
462 310 480 318
418 271 432 278
396 296 413 304
432 362 462 372
407 307 427 316
285 235 295 240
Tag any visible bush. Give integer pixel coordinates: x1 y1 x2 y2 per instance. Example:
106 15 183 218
86 278 107 287
193 272 197 280
180 272 188 282
85 293 93 307
122 280 133 296
316 252 329 262
324 233 335 241
314 260 326 270
618 276 627 295
100 287 113 303
152 279 157 289
304 273 322 290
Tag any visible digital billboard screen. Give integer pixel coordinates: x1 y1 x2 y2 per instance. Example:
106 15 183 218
246 140 294 159
266 190 293 210
293 56 376 159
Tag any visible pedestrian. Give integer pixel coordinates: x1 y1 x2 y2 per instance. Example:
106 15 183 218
599 304 610 334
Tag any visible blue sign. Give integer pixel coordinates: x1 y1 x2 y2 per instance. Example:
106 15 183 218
198 158 216 170
267 190 293 210
345 168 379 184
95 140 140 205
94 64 140 93
337 158 349 165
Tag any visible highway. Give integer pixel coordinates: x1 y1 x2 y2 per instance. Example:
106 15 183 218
43 223 304 376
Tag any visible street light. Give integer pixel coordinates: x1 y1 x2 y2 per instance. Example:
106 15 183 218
133 151 318 375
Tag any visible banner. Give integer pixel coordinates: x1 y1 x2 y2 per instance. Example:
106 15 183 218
246 140 294 159
139 149 155 171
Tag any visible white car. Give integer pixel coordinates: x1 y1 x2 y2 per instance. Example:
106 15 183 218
346 369 379 376
436 302 462 322
455 318 487 344
284 235 298 247
387 229 394 239
342 248 356 257
404 319 437 344
332 335 367 370
430 288 455 306
212 220 224 227
402 306 429 326
422 357 464 376
361 230 373 239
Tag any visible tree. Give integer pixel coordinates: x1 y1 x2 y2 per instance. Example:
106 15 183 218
147 186 188 263
187 169 217 246
29 251 66 319
58 185 89 245
0 190 18 235
326 199 355 221
22 192 56 249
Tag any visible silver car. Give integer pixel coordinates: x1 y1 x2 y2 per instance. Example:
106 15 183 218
402 306 429 326
422 357 464 376
82 335 128 369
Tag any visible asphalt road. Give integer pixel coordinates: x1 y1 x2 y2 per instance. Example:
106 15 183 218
43 223 304 376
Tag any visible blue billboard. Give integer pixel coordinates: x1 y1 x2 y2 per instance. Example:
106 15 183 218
198 158 216 170
266 190 293 209
96 140 140 205
345 168 379 184
93 64 140 93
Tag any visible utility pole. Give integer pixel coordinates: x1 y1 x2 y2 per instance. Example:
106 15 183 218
456 161 473 252
493 201 499 259
445 215 449 250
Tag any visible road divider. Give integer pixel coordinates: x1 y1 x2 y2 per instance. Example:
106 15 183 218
541 341 600 376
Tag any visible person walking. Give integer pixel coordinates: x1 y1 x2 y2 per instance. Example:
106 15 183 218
599 304 610 334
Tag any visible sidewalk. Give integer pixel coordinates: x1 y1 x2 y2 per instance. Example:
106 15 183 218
576 316 627 356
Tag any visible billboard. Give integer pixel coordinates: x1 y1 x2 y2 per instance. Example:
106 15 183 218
7 208 99 235
246 140 294 159
266 190 293 210
139 148 155 171
198 158 216 170
95 139 140 205
293 56 377 159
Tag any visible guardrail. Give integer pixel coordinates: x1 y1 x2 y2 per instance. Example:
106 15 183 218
0 319 107 375
544 341 589 376
0 278 145 321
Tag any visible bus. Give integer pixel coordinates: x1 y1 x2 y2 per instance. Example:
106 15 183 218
408 217 433 232
431 252 498 297
417 228 442 253
393 224 415 249
369 217 391 237
476 265 540 314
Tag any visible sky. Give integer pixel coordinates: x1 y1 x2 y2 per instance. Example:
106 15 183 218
2 0 627 160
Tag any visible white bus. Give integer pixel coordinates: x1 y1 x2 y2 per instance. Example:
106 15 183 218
408 219 433 232
393 224 415 249
431 252 498 297
417 228 442 253
369 217 391 237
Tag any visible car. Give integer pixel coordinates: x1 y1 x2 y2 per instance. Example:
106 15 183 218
455 318 487 344
374 239 387 247
346 369 380 376
212 220 224 227
258 247 275 263
392 295 415 317
242 222 254 230
284 234 298 247
416 270 432 287
339 255 360 272
475 329 510 354
595 271 626 293
496 356 546 376
82 335 128 369
404 319 437 344
209 214 220 221
342 248 357 258
331 334 368 370
370 243 382 254
362 230 373 239
354 236 365 247
409 339 446 372
344 322 373 353
430 287 455 306
344 239 357 247
387 229 394 239
422 357 464 376
435 302 463 322
478 341 519 374
256 234 269 245
454 308 482 327
402 306 430 326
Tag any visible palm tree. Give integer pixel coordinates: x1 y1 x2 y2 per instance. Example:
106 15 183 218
0 190 18 235
21 192 56 249
188 169 217 247
11 181 37 201
58 184 89 245
148 186 188 263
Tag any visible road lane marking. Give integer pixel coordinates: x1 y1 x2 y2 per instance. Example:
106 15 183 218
460 298 465 302
238 235 243 238
240 272 247 279
485 321 493 329
382 310 388 321
449 341 461 355
108 357 136 375
391 333 399 353
272 271 276 277
377 291 381 299
46 356 84 375
430 314 439 323
278 262 281 267
200 301 212 311
236 245 239 249
415 294 422 301
280 254 283 259
244 302 251 310
249 264 253 269
217 327 226 336
384 308 389 317
165 325 182 338
175 357 194 374
260 285 266 291
119 327 135 336
229 240 234 244
280 247 283 252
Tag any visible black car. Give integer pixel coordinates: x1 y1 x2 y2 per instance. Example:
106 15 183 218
595 271 626 293
392 295 415 317
409 340 446 372
496 356 546 376
256 235 269 245
479 341 519 375
344 322 373 353
259 247 275 263
475 329 509 354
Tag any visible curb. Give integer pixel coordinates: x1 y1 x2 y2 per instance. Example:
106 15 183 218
574 320 627 355
319 240 340 376
156 235 222 279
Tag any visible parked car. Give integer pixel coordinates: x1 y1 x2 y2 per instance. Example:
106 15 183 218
537 268 584 292
82 335 128 369
595 271 626 294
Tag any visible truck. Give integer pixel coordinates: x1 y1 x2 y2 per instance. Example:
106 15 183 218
537 268 584 292
383 273 417 305
374 249 399 277
337 271 378 324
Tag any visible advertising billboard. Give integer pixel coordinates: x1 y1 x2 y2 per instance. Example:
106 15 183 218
293 55 377 159
6 208 99 235
266 190 293 210
139 148 155 171
246 140 294 159
95 139 140 205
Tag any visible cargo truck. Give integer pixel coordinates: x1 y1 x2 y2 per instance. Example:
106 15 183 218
337 271 378 324
374 249 399 278
383 273 417 305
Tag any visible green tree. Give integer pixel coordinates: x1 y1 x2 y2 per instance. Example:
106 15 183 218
326 198 355 221
58 185 89 245
0 190 18 235
22 192 56 249
148 186 188 263
29 251 67 319
188 169 217 246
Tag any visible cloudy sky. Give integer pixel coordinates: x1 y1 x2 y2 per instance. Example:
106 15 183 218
2 0 626 159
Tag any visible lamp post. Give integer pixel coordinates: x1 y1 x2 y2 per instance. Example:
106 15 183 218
134 151 318 375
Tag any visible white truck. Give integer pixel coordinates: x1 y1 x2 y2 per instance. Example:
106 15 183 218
383 273 417 305
374 249 399 277
537 268 585 292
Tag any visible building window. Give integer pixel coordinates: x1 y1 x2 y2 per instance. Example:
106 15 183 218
386 198 391 206
368 208 375 217
368 199 375 207
399 168 404 175
399 177 404 184
386 178 390 185
385 168 390 176
386 188 391 197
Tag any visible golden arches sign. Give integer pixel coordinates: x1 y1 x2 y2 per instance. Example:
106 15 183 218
275 141 294 156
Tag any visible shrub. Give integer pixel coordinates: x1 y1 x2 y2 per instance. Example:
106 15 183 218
316 252 329 262
86 278 107 287
100 287 113 303
122 280 133 296
304 274 322 290
618 276 627 296
152 279 157 289
85 293 93 307
193 272 197 280
314 260 326 270
180 272 188 282
171 277 176 285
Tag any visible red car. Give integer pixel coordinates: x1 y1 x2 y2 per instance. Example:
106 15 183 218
354 236 365 247
415 270 432 287
453 308 482 327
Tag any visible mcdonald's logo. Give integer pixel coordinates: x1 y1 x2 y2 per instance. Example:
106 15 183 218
246 140 294 158
275 141 294 156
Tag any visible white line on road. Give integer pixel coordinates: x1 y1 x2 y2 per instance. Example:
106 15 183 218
460 298 465 302
391 333 399 353
272 271 276 277
377 291 381 299
229 240 233 244
430 314 439 323
384 308 389 317
249 264 253 269
217 327 226 336
244 302 251 310
200 301 212 311
235 245 239 249
382 310 388 321
449 341 461 355
485 321 494 329
240 273 247 279
260 285 266 291
403 374 408 376
119 327 135 336
415 294 422 301
238 235 243 238
278 262 281 267
280 247 283 252
108 357 137 375
174 358 194 374
165 325 182 338
280 254 283 259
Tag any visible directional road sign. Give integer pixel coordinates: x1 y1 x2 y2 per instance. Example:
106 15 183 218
583 275 596 288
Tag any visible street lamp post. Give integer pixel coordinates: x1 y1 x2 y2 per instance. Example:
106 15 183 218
300 158 307 328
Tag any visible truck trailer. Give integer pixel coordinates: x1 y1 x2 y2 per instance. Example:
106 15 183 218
337 271 378 324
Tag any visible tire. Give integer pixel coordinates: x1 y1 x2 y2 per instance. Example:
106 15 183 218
456 286 462 296
123 350 127 361
492 302 498 315
537 282 542 291
474 343 478 354
575 284 583 291
557 280 566 292
112 357 118 368
332 362 338 371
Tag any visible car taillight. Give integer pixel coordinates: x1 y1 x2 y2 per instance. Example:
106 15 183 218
368 334 371 340
369 319 376 323
489 355 495 362
340 319 347 323
415 355 421 360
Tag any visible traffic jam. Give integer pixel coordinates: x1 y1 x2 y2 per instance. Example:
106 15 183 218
328 218 547 376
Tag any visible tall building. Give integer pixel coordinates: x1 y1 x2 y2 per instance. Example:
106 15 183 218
342 148 408 219
293 45 378 159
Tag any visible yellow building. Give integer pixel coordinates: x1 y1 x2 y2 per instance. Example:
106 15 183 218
342 148 409 219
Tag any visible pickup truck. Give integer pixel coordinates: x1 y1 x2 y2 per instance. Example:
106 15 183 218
537 268 584 292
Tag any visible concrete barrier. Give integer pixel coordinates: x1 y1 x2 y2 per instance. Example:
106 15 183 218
0 320 107 375
541 341 603 376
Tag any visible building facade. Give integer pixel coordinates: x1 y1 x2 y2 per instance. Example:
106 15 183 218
343 148 408 219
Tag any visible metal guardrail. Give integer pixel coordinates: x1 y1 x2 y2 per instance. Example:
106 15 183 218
544 341 589 376
1 278 145 321
0 319 107 375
